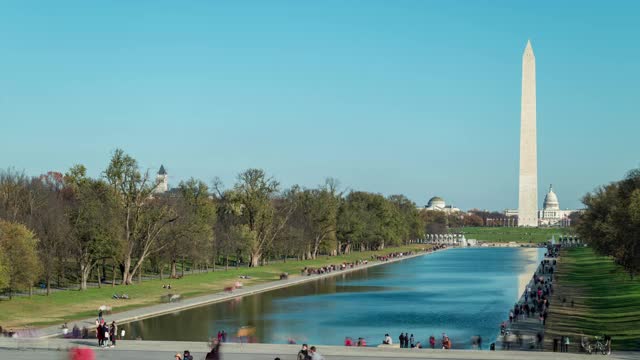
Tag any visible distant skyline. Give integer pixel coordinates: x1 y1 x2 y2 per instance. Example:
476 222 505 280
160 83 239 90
1 1 638 210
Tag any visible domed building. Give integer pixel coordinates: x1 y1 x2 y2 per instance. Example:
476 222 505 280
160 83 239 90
423 196 460 213
427 196 446 209
505 184 581 226
543 186 560 210
538 185 571 226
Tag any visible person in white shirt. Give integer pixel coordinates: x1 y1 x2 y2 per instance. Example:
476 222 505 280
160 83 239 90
383 334 392 344
309 346 325 360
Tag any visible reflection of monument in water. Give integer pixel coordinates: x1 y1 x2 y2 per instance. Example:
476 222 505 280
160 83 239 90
507 41 580 227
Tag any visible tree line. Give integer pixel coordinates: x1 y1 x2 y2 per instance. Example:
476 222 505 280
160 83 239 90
0 149 429 297
577 167 640 278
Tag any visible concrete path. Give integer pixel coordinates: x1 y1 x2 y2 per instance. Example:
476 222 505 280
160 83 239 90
1 339 638 360
35 249 441 339
494 257 549 351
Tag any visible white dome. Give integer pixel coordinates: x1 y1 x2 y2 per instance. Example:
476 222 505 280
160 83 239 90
543 185 560 210
427 196 446 209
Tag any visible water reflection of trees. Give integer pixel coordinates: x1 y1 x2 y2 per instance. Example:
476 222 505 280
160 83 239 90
124 266 387 342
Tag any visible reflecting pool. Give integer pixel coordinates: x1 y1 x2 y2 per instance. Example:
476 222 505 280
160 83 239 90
121 247 543 348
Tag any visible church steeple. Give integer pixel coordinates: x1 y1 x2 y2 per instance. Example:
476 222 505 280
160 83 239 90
154 165 168 194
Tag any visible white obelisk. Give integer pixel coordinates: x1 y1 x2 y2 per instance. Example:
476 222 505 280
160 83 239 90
518 40 538 227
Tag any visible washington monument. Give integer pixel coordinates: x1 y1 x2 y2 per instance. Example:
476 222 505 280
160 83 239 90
518 40 538 227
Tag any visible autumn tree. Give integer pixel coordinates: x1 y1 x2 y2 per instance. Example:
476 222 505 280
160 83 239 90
419 209 448 234
0 220 41 298
0 251 8 290
463 213 484 227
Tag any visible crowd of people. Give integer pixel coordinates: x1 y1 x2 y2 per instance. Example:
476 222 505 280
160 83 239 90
499 246 559 351
343 337 367 346
95 309 121 348
300 246 446 276
380 332 457 350
301 260 369 276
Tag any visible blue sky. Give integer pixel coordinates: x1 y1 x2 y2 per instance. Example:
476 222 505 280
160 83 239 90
1 1 638 210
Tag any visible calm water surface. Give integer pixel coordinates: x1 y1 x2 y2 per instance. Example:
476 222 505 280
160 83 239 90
121 247 543 348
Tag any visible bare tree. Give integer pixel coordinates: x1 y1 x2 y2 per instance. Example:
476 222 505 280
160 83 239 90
104 149 177 285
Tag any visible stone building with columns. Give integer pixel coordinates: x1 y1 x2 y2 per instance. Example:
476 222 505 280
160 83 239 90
421 196 461 213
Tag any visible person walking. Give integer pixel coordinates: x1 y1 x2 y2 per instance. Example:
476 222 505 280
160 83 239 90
96 323 103 347
205 339 221 360
409 334 415 348
109 321 117 347
429 335 436 349
102 323 110 347
297 344 311 360
309 346 325 360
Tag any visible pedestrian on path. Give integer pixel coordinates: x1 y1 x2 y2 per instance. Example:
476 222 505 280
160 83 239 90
297 344 310 360
96 324 103 347
109 321 117 347
205 339 221 360
309 346 325 360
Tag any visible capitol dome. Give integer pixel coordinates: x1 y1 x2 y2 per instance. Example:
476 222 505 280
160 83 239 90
427 196 446 209
543 185 560 210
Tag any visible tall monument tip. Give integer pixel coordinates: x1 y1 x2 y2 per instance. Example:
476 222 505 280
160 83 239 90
524 40 534 55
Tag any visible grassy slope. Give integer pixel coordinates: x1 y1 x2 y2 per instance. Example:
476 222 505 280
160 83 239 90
0 244 427 329
546 247 640 350
452 227 573 243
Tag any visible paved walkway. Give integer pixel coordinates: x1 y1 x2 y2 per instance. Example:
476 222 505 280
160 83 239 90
1 339 638 360
35 249 442 339
495 258 550 351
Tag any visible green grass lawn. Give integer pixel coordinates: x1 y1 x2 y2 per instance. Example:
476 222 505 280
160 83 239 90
451 226 574 243
546 247 640 350
0 244 427 329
